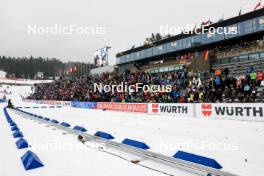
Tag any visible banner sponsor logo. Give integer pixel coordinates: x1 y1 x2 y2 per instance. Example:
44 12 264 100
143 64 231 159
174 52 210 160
57 101 71 106
201 104 213 117
97 102 148 113
148 103 193 117
199 104 264 118
159 105 188 114
71 101 97 109
62 101 71 106
151 104 159 113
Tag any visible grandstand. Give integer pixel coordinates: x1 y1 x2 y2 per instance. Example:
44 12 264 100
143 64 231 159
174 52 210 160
116 9 264 77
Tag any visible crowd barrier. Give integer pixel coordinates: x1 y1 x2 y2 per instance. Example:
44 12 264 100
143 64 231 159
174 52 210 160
148 103 194 118
23 100 71 107
24 99 264 121
73 101 264 122
97 102 148 113
3 108 44 171
71 101 96 109
196 103 264 121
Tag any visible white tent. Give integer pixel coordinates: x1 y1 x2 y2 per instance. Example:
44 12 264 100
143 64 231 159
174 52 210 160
0 71 7 79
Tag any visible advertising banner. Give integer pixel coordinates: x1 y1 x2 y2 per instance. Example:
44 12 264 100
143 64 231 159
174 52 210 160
56 101 71 107
148 103 194 118
24 99 71 107
23 99 57 105
97 102 148 113
71 101 97 109
196 103 264 121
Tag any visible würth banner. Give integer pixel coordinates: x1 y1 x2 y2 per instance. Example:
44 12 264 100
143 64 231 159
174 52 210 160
197 103 264 121
148 103 194 118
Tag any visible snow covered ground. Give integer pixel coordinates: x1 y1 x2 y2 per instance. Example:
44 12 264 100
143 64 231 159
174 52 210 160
1 85 264 176
1 107 186 176
0 84 33 101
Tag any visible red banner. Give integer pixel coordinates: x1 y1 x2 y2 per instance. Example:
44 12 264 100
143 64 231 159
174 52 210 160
97 102 148 113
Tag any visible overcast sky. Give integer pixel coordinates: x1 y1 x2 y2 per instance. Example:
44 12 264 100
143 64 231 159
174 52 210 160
0 0 257 64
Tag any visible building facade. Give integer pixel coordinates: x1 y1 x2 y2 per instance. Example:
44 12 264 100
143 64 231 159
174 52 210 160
116 9 264 76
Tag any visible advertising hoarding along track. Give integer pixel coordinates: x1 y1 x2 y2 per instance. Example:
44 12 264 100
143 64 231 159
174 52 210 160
97 102 148 113
148 103 194 118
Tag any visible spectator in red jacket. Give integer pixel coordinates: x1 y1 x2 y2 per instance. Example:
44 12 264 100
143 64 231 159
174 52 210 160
257 71 263 86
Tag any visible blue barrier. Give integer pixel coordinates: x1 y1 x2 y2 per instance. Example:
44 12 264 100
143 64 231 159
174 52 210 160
7 118 13 123
51 119 59 124
21 150 44 170
0 99 6 103
71 101 97 109
122 138 150 150
11 126 19 131
3 108 13 123
13 131 24 138
95 131 115 140
73 126 87 132
10 122 17 127
173 151 223 169
61 122 71 127
44 117 50 121
16 138 29 149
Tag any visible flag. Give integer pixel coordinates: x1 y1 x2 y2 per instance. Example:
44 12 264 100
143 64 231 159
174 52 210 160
69 67 73 73
254 1 262 10
203 50 209 61
201 20 212 26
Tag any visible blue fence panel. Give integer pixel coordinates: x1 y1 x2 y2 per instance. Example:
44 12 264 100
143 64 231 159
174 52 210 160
122 138 150 150
173 151 223 169
21 150 44 170
71 101 97 109
94 131 115 140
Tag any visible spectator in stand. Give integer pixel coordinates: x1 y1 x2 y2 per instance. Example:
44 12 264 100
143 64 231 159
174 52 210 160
224 86 231 102
28 69 261 103
250 71 257 85
257 70 263 86
198 89 204 103
251 86 257 102
215 88 223 102
214 76 222 89
230 87 236 102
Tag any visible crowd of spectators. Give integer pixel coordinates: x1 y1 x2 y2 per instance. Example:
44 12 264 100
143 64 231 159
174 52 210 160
28 67 263 103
